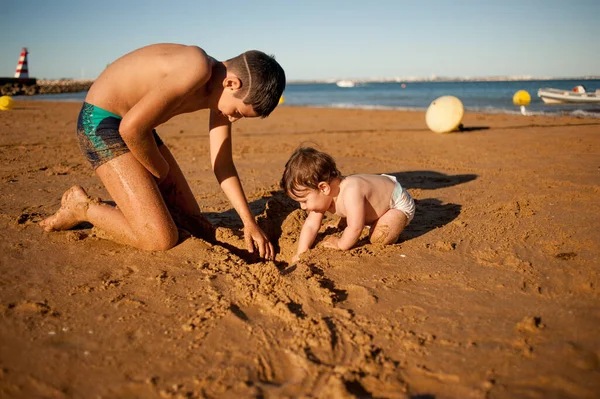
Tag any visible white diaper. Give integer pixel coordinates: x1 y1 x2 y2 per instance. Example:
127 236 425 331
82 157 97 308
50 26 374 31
382 174 415 225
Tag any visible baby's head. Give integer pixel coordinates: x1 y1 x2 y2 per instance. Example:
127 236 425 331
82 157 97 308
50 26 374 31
225 50 286 118
281 147 342 198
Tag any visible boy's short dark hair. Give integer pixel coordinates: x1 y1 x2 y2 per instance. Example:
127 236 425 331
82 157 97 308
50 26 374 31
280 147 342 197
227 50 286 118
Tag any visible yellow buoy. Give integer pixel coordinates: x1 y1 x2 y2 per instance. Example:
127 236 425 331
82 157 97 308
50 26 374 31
513 90 531 106
513 90 531 115
425 96 464 133
0 95 14 111
278 95 285 105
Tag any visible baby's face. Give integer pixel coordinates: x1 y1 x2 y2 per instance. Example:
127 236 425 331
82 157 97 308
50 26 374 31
290 186 333 214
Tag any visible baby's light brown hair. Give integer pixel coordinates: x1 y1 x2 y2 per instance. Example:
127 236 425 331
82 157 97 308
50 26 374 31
280 147 342 197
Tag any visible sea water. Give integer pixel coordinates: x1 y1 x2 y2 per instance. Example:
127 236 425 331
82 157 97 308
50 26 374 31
15 79 600 118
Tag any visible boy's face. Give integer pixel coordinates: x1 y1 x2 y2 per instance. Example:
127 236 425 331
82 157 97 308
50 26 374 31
290 184 333 213
217 76 258 123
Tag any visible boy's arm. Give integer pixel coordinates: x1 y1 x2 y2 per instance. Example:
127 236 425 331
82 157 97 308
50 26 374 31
209 111 274 260
332 188 366 250
119 49 211 180
294 211 324 261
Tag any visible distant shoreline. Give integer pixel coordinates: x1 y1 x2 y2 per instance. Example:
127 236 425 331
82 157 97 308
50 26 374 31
5 76 598 97
1 79 94 96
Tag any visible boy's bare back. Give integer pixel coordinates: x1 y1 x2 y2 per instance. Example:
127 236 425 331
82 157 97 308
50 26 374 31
86 44 213 121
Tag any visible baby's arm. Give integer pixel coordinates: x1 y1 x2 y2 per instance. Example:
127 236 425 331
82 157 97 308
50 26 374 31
209 112 274 260
331 188 366 250
294 211 324 262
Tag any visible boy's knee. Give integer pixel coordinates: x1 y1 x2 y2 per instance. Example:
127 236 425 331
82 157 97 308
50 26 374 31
139 226 179 251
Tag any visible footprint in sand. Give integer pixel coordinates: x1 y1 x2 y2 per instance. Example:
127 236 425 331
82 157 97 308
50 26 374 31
15 210 44 226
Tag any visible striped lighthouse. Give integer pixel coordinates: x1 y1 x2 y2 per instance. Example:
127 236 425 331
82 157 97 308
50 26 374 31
14 48 29 79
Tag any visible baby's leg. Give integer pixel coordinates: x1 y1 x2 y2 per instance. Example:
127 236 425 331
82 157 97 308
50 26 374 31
369 209 408 245
41 152 178 251
156 145 215 242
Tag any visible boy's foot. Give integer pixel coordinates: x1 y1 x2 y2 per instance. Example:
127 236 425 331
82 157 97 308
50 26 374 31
40 186 92 232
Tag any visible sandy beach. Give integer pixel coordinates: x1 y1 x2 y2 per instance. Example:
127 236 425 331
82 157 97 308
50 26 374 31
1 101 599 398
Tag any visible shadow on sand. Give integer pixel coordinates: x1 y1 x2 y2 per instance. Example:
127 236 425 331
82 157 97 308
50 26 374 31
384 170 475 241
386 171 477 190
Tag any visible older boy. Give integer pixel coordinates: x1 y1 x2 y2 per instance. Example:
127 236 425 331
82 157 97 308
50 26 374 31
280 147 415 262
40 43 285 260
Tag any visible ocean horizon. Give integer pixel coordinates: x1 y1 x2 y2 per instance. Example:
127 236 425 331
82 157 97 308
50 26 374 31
14 78 600 119
288 75 600 84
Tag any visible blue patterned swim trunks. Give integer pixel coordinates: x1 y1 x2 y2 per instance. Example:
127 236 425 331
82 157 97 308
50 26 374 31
76 102 163 169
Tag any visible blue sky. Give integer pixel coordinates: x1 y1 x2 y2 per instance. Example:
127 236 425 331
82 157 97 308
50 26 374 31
1 0 598 80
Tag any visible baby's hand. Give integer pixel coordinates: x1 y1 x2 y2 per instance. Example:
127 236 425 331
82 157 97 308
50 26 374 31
321 236 340 250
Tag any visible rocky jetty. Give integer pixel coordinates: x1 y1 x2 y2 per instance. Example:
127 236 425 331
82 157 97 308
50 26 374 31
0 79 94 96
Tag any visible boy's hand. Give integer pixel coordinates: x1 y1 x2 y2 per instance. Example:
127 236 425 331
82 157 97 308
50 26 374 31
244 223 274 260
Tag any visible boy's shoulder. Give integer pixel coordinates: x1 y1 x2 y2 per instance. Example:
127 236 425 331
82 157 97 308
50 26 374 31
179 44 210 59
132 44 213 69
168 45 212 67
148 44 216 85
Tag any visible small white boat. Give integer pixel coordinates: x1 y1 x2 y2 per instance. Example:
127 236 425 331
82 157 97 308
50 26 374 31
336 80 355 88
538 86 600 104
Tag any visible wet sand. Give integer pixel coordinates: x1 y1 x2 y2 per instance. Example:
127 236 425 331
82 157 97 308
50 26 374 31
1 101 599 398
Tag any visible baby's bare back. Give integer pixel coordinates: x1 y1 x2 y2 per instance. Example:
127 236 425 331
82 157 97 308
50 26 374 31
86 44 211 117
337 174 395 223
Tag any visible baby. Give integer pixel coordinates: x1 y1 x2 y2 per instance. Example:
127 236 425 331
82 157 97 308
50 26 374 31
280 147 415 262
